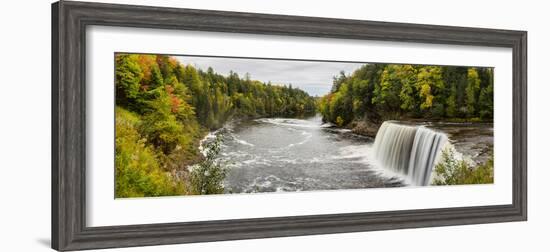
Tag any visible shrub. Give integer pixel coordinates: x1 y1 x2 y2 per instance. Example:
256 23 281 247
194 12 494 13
433 146 493 185
139 86 202 171
335 116 345 127
115 107 184 198
189 133 229 195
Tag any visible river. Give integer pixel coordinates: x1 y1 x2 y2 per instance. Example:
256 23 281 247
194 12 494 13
214 115 493 194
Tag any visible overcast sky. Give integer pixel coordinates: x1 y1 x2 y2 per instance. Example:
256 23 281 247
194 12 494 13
175 56 364 97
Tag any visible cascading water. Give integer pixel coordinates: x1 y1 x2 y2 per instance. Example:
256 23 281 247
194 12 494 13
373 121 448 186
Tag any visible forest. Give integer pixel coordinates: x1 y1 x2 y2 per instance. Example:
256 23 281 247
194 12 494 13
318 64 494 132
318 63 494 185
317 63 494 184
115 55 494 197
115 54 316 197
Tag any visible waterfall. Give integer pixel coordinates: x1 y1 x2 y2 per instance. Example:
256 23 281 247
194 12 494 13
373 121 448 186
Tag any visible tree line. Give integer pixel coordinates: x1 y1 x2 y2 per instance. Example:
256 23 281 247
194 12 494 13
115 54 316 197
115 56 494 196
318 64 494 127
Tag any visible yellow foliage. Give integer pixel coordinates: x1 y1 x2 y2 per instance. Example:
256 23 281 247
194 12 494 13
115 107 185 198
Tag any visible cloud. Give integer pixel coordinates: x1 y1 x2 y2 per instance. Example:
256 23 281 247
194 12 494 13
175 56 364 96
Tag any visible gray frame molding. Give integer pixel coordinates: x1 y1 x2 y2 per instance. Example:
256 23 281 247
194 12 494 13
52 1 527 251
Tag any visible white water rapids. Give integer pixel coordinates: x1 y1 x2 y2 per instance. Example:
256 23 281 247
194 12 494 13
199 116 488 193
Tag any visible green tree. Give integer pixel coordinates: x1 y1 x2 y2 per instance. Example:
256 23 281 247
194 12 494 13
329 84 353 124
478 69 494 120
115 107 184 197
445 85 457 117
190 134 228 195
466 68 481 117
115 53 318 198
350 79 370 116
140 86 189 156
373 65 404 114
115 54 143 109
150 64 164 89
319 63 493 126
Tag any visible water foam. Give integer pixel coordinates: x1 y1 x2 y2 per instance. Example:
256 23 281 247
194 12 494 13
286 132 313 148
255 118 322 129
373 121 448 186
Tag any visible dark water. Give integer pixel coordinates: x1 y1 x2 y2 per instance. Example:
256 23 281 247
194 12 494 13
218 115 404 194
214 115 494 194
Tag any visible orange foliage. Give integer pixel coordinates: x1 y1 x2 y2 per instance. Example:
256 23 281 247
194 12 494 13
165 85 181 113
137 55 156 87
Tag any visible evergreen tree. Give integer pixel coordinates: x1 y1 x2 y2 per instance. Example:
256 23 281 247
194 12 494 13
466 68 481 117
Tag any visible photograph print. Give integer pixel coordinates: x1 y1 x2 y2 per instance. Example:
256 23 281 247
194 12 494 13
115 53 494 198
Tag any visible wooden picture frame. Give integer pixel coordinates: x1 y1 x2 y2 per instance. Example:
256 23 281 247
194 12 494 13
52 1 527 251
